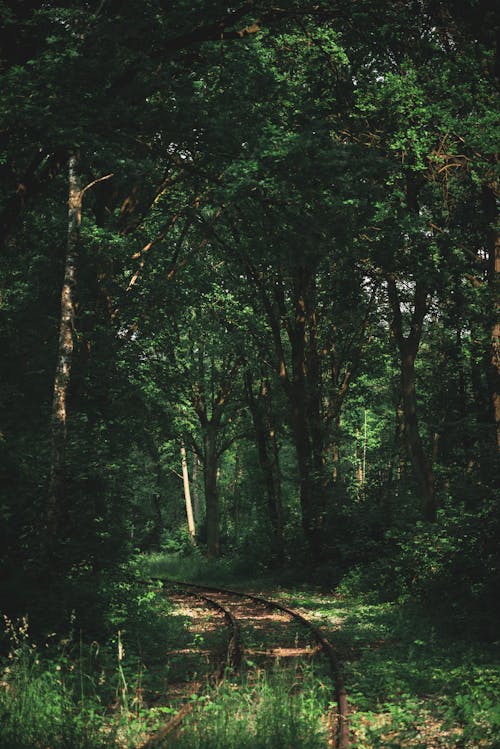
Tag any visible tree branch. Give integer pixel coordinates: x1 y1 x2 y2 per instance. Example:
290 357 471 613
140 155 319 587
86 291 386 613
81 172 114 197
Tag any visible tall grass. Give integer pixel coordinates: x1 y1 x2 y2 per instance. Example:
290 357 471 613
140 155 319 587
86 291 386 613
0 615 160 749
172 668 330 749
0 574 200 749
0 617 109 749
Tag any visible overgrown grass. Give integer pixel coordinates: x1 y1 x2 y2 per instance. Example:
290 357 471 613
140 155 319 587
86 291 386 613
5 551 498 749
0 577 190 749
282 588 500 749
143 550 328 590
172 667 330 749
341 601 500 749
146 547 500 749
144 551 500 748
0 617 110 749
144 550 263 587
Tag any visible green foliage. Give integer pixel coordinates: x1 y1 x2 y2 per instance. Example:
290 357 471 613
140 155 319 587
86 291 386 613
0 617 109 749
281 587 500 749
145 551 263 587
0 565 193 748
1 7 499 747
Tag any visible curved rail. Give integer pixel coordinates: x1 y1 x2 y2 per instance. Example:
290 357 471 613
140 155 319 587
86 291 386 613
163 579 349 749
136 583 240 748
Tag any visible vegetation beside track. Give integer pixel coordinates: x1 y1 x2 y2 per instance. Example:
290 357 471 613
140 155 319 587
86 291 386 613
279 588 500 749
143 554 500 749
1 553 499 748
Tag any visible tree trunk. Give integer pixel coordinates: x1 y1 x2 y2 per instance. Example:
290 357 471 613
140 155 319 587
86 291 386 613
394 397 406 482
151 493 163 548
482 185 500 454
192 452 201 525
355 428 363 486
181 444 196 544
291 394 324 559
387 276 436 521
288 268 326 560
401 347 436 521
245 373 284 558
47 153 81 541
203 427 219 558
269 426 283 556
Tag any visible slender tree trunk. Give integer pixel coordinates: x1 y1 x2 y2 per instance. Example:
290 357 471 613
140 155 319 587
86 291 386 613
288 269 326 560
269 426 283 554
291 394 324 559
203 427 219 558
151 493 163 547
331 414 341 484
307 293 329 519
388 276 436 521
401 347 436 521
482 185 500 453
47 153 81 541
245 373 284 558
395 397 406 481
181 444 196 544
355 428 363 486
231 449 244 536
192 453 201 525
456 328 475 472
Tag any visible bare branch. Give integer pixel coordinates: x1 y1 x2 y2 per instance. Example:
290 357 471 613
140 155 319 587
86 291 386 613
81 173 114 197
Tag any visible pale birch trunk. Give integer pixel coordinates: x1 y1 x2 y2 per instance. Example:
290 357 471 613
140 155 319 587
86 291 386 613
192 453 201 525
181 444 196 544
47 154 81 540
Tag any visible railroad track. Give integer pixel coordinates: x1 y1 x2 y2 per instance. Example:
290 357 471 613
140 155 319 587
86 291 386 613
137 578 349 749
137 586 240 749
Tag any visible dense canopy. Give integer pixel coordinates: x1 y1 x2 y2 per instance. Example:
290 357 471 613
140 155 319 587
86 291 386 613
0 2 499 746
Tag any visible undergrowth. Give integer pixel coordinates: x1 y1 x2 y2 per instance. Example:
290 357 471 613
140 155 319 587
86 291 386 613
0 575 187 749
144 550 260 587
282 588 500 749
172 668 330 749
0 616 110 749
3 550 499 749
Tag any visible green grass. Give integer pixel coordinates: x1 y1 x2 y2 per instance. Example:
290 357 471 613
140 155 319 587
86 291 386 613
171 667 330 749
0 579 191 749
142 550 327 591
145 553 500 748
281 590 500 749
144 550 264 587
0 617 109 749
4 553 499 749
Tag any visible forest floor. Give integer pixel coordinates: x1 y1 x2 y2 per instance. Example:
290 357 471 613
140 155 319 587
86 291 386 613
141 553 500 749
1 554 499 749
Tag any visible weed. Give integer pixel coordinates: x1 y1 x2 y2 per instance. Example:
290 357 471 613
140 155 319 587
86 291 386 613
172 667 330 749
0 616 109 749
